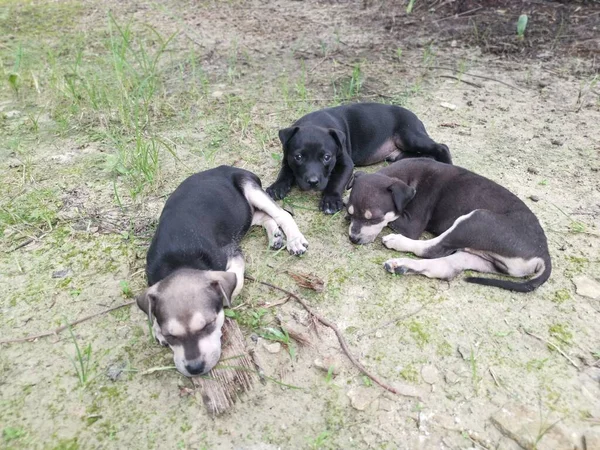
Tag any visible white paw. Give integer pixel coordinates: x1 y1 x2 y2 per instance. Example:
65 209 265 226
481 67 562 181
382 234 408 251
286 233 309 256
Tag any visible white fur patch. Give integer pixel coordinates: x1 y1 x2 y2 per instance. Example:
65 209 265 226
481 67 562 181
347 205 354 215
226 254 245 299
165 319 186 337
188 312 206 333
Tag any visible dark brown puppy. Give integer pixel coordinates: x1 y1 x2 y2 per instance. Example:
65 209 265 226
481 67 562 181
347 159 551 292
267 103 451 214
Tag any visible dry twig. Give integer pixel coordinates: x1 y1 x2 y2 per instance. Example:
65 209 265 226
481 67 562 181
246 275 402 395
0 301 136 345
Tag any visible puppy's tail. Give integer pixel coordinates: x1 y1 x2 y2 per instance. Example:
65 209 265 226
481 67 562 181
465 255 551 293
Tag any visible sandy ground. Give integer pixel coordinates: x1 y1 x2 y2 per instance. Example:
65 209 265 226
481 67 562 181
1 0 599 449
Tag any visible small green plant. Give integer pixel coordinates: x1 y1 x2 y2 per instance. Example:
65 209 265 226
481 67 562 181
406 0 417 14
517 14 528 40
120 280 134 298
67 324 94 387
361 375 372 387
396 47 403 61
307 430 330 450
552 289 570 304
260 326 296 360
2 427 25 442
400 364 419 383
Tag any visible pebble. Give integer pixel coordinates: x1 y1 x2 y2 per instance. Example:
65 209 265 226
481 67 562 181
573 275 600 299
527 167 539 174
313 357 340 375
440 102 457 111
52 268 73 279
529 195 540 202
444 370 461 385
347 386 375 411
421 364 439 385
264 342 281 354
551 138 563 146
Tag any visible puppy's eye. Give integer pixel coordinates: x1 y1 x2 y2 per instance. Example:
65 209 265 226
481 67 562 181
323 154 331 162
294 154 303 162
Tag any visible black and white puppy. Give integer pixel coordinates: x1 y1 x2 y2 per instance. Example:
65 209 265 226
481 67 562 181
137 166 308 377
347 159 551 292
267 103 452 214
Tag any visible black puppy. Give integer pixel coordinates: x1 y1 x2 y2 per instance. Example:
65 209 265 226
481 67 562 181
346 159 551 292
137 166 308 377
267 103 452 214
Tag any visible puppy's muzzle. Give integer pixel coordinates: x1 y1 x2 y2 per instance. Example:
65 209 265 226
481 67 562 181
306 176 320 188
349 234 361 244
185 360 206 376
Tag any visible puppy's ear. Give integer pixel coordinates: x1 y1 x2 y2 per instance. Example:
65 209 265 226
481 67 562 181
328 129 346 154
346 170 366 189
279 127 300 149
136 284 158 318
209 272 237 308
388 180 416 212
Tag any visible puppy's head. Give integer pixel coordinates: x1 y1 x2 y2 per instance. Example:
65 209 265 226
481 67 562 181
279 126 346 191
346 171 415 244
136 268 236 377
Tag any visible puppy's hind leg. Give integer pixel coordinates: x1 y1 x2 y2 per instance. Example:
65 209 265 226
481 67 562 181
244 183 309 256
252 211 284 250
384 251 496 280
226 253 245 299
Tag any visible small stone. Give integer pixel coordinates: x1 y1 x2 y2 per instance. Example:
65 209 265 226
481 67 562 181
264 342 281 354
440 102 457 111
444 370 460 385
313 357 340 375
573 276 600 299
378 397 394 412
106 362 127 381
491 402 576 450
375 330 383 338
457 344 471 360
347 386 375 411
529 195 540 202
421 365 439 384
551 138 563 146
52 268 73 279
211 90 224 98
527 167 539 174
538 80 549 88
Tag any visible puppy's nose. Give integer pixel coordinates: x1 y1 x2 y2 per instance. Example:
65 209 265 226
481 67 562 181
349 235 360 244
185 361 206 375
306 176 319 187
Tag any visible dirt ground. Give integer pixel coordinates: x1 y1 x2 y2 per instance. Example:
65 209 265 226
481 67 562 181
1 0 599 449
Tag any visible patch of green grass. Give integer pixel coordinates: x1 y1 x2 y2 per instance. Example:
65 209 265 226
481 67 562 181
2 426 26 442
0 188 61 236
399 364 419 383
551 289 571 304
333 63 363 103
260 326 296 360
307 431 331 450
548 323 573 346
407 320 431 348
526 358 549 372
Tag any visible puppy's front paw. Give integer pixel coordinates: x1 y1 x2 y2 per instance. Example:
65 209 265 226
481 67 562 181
286 233 309 256
270 228 285 250
382 234 409 251
266 182 291 200
383 258 414 275
320 194 343 214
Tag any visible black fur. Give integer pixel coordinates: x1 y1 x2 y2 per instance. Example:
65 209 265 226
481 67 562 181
267 102 452 214
146 165 257 286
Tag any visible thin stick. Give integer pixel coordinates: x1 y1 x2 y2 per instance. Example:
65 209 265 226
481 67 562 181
245 276 401 395
416 65 525 92
438 75 483 88
522 329 579 369
0 301 136 345
357 306 424 339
